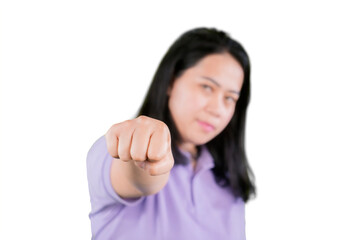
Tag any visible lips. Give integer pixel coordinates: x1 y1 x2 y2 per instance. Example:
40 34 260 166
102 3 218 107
197 120 215 132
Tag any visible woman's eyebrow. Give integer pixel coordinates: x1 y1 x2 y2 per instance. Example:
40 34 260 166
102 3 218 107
201 76 240 95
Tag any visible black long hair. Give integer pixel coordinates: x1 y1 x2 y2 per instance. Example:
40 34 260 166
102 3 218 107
136 27 256 202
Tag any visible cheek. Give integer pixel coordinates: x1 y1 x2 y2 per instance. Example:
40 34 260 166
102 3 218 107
222 108 236 127
168 92 193 125
171 89 205 114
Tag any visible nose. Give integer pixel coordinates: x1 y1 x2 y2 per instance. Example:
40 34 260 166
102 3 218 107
205 93 224 117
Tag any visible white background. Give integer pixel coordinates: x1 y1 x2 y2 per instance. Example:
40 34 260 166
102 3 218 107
1 0 359 239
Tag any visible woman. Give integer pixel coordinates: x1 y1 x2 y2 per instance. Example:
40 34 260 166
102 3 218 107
86 27 256 239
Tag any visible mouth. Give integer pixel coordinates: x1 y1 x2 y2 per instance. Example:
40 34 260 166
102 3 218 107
197 120 215 132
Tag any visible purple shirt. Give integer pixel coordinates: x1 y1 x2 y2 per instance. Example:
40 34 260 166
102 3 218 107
86 135 246 239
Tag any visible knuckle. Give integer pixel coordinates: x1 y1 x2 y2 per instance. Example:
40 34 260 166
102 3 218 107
111 122 123 131
137 115 147 120
108 122 130 136
158 122 170 136
106 125 115 137
159 120 168 129
120 120 131 129
109 123 118 130
136 115 148 124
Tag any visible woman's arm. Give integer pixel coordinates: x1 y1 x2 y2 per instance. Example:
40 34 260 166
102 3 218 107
105 115 174 199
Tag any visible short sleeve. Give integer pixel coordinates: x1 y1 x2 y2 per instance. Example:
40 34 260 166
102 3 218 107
86 135 144 214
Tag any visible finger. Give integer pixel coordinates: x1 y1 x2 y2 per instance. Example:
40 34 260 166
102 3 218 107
147 125 170 162
130 125 152 162
105 125 121 159
117 122 135 162
144 152 174 176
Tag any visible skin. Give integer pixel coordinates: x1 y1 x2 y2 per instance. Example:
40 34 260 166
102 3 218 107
168 52 244 168
105 52 244 198
106 116 174 198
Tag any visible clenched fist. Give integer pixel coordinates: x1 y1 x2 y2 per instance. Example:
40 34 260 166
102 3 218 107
105 115 174 176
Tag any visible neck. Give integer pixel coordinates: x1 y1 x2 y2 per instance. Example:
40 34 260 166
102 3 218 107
178 142 198 159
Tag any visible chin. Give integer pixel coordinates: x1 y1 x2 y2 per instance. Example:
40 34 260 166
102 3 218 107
192 136 216 145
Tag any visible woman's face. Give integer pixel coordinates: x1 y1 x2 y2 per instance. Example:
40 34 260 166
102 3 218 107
168 52 244 151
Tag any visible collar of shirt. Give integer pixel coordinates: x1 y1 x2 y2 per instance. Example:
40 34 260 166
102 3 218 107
177 145 215 175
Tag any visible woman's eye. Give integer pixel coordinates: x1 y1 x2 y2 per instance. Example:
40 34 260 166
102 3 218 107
225 96 237 103
201 84 212 92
